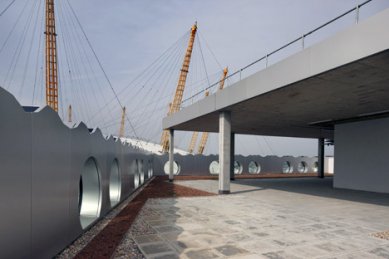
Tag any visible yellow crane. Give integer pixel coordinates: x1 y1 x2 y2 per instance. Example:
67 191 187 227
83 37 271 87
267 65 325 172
45 0 59 112
188 131 199 154
119 107 126 138
197 67 228 154
161 22 198 152
187 90 209 154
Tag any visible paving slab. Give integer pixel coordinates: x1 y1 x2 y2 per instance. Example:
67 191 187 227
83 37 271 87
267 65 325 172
134 178 389 258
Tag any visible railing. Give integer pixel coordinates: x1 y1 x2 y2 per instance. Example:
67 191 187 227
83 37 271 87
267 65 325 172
181 0 373 106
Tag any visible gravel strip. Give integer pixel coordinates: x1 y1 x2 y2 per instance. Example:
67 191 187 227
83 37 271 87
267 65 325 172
55 178 153 259
112 209 158 258
72 176 214 258
112 234 145 259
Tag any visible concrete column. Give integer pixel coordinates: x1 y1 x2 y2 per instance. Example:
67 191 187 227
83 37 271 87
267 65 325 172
230 133 235 181
219 111 231 194
169 129 174 182
318 138 325 178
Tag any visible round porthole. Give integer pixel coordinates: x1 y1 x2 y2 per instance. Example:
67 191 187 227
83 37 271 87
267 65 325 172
109 159 121 207
134 173 140 188
131 159 140 188
148 160 153 178
164 161 180 175
298 161 308 173
79 157 102 229
209 161 220 175
234 161 243 174
282 161 293 173
139 160 145 184
313 161 319 173
248 161 261 174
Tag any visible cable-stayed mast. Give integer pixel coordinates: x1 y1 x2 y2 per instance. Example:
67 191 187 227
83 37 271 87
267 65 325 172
188 131 199 154
197 67 228 154
45 0 59 112
119 107 126 138
161 22 197 153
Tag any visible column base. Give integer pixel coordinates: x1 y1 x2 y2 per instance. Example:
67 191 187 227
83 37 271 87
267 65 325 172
218 190 230 195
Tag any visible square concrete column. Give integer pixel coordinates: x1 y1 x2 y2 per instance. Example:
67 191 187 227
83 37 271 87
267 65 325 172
169 129 174 182
230 133 235 181
318 138 325 178
219 111 231 194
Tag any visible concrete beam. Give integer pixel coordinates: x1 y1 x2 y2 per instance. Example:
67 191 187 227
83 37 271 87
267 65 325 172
318 138 325 178
169 129 174 182
219 111 231 194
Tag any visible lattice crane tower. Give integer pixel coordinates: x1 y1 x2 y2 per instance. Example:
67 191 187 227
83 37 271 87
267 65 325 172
45 0 59 112
161 22 198 153
197 67 228 154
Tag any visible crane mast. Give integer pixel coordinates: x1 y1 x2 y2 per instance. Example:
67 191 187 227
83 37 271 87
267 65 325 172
197 67 228 154
187 90 209 153
45 0 59 112
188 131 199 154
161 22 198 153
197 130 209 155
219 67 228 90
119 107 126 138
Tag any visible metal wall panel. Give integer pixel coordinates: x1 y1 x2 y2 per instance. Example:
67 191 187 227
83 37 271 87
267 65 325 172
31 107 71 258
0 88 32 259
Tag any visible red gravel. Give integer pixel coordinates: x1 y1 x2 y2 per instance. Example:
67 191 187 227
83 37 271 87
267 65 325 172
74 176 214 259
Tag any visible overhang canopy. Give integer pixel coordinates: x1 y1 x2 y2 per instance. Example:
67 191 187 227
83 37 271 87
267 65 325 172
163 8 389 139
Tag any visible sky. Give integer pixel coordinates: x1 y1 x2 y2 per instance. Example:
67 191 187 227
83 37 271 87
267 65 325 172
1 0 389 156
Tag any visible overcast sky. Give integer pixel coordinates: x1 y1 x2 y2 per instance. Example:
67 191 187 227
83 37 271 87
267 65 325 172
1 0 389 156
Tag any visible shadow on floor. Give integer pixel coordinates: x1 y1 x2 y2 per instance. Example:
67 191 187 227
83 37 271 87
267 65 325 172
232 177 389 206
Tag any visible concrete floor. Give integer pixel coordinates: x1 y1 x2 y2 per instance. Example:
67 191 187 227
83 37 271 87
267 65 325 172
133 178 389 259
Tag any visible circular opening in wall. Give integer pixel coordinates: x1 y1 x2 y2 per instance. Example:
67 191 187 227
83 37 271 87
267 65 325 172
134 172 140 188
234 161 243 174
282 161 293 173
148 160 153 178
139 160 145 184
109 159 121 207
248 161 261 174
79 157 101 229
313 161 319 173
131 159 139 189
164 161 180 175
209 161 220 175
298 161 308 173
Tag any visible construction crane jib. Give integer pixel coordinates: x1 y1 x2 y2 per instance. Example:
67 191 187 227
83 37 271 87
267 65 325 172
45 0 59 112
161 22 198 153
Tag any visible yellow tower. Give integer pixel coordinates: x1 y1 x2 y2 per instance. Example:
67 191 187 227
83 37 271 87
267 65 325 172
45 0 59 112
161 23 198 152
197 67 228 154
119 107 126 138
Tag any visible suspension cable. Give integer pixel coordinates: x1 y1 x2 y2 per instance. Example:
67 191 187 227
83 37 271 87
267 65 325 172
0 0 17 17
